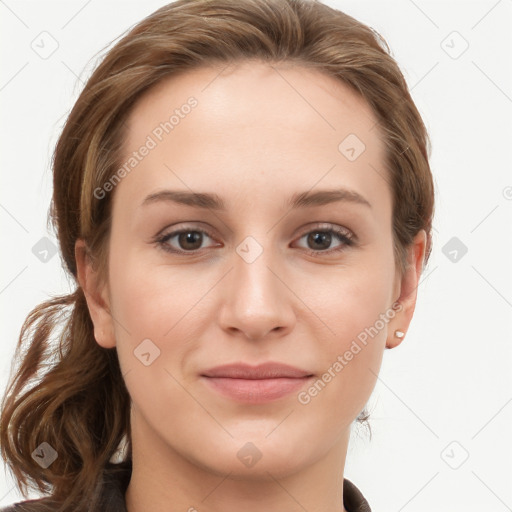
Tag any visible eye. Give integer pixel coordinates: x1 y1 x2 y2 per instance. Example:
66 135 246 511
155 227 218 254
153 223 355 256
293 224 355 255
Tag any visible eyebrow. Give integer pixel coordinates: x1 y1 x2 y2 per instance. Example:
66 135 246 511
141 188 371 210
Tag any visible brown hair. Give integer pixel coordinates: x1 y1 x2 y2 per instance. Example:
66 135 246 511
1 0 434 509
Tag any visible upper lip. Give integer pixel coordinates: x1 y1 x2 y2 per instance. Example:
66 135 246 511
201 362 313 379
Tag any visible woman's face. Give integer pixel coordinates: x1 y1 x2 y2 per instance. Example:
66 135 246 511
79 61 424 478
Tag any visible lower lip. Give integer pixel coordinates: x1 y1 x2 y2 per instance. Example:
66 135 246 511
201 376 313 403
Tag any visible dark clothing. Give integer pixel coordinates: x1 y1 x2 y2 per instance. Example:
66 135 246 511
1 460 371 511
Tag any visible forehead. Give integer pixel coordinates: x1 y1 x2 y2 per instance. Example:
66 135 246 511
116 60 390 216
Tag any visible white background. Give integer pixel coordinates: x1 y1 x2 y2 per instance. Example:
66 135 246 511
1 0 511 510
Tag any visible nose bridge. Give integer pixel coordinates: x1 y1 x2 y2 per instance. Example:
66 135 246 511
218 232 293 339
235 234 280 301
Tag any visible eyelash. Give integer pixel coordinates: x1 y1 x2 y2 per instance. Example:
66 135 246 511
153 223 355 257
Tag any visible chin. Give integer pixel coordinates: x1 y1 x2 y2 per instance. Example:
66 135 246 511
192 430 312 480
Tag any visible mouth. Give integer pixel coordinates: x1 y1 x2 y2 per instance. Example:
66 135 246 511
200 362 314 403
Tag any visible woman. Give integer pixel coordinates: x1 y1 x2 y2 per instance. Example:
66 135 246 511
0 0 434 510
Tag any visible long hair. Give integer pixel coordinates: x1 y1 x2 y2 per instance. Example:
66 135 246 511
1 1 434 509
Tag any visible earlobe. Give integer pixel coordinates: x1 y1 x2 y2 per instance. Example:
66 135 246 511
386 329 406 350
386 230 427 349
75 239 116 349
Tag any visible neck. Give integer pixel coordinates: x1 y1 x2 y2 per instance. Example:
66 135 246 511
125 409 351 512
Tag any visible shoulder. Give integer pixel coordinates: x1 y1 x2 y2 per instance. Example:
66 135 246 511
343 477 372 512
0 489 123 511
0 497 56 512
0 460 132 512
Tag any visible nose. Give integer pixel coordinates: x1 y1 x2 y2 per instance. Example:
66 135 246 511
217 242 296 341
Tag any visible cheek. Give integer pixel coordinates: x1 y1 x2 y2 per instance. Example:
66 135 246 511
304 254 394 348
297 251 394 414
106 256 203 421
106 245 216 387
108 245 194 336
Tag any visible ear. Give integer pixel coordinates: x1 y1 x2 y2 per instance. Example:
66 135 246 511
386 230 427 349
75 239 116 348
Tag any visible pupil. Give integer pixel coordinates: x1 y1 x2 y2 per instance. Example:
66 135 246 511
180 231 202 250
309 232 331 250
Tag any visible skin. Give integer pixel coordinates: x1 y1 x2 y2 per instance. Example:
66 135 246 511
76 60 426 512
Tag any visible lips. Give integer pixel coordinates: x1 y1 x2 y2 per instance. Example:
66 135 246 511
200 362 314 403
201 362 313 379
